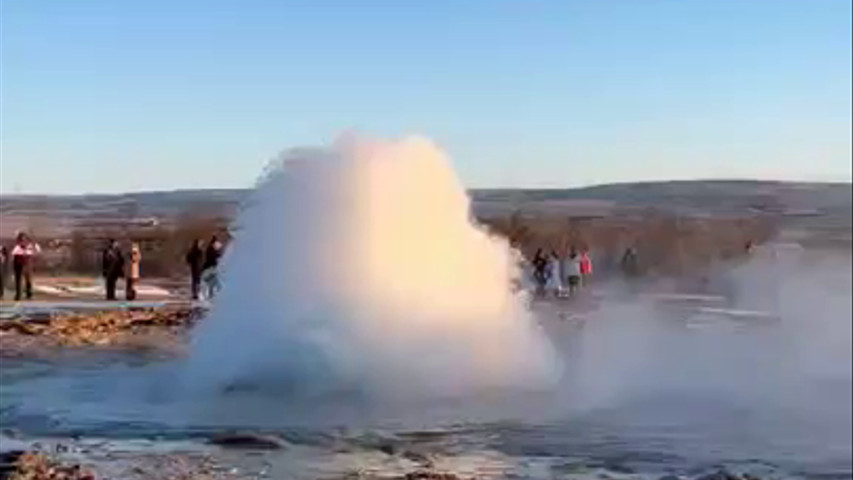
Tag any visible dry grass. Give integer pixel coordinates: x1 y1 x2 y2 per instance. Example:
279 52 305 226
5 216 230 278
482 210 776 276
3 209 774 279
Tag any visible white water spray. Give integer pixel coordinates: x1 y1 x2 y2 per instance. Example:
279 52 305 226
188 135 558 398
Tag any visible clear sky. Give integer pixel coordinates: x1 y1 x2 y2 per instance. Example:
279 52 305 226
1 0 851 194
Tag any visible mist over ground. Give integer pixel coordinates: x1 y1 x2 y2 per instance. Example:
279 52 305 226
186 136 559 400
179 137 851 447
0 137 849 479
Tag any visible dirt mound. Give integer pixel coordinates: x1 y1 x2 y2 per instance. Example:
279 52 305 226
0 307 202 357
2 452 94 480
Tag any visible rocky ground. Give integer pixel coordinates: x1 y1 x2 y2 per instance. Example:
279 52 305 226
0 445 774 480
0 303 819 479
0 441 479 480
0 306 201 359
0 447 250 480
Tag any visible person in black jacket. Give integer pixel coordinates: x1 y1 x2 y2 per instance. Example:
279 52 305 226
186 239 204 300
621 247 639 278
531 248 548 295
0 246 8 300
202 235 224 300
101 239 125 301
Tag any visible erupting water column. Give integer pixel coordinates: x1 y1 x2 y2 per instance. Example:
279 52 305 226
188 136 559 399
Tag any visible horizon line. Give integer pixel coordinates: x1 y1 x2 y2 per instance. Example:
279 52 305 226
1 177 850 198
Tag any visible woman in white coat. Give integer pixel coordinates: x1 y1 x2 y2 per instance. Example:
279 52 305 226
546 250 563 297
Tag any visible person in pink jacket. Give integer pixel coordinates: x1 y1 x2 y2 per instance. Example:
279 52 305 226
126 243 141 301
580 250 593 286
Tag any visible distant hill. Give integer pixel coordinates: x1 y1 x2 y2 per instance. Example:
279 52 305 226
475 180 851 211
1 180 850 238
0 189 247 238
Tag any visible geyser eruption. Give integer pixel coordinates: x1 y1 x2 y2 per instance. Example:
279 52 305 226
189 136 558 398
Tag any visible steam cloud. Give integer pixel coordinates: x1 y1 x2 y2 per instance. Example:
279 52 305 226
187 135 559 398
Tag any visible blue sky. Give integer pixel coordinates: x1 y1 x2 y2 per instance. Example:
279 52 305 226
2 0 851 194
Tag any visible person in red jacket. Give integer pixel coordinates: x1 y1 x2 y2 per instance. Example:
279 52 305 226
579 250 593 286
11 232 40 301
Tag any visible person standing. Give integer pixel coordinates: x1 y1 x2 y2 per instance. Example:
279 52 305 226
185 239 204 300
580 250 593 286
101 239 125 301
546 250 564 297
126 243 141 301
11 233 40 301
565 248 582 297
531 249 548 296
621 247 639 278
202 235 223 300
0 246 8 300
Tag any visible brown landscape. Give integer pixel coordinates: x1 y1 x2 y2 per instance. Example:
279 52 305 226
0 180 850 479
1 180 849 283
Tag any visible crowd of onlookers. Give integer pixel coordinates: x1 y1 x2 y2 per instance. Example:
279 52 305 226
525 245 641 298
0 234 646 303
0 232 224 302
0 231 655 303
528 247 593 298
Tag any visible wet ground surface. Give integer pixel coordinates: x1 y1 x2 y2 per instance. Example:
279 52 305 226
0 300 201 321
0 251 850 479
